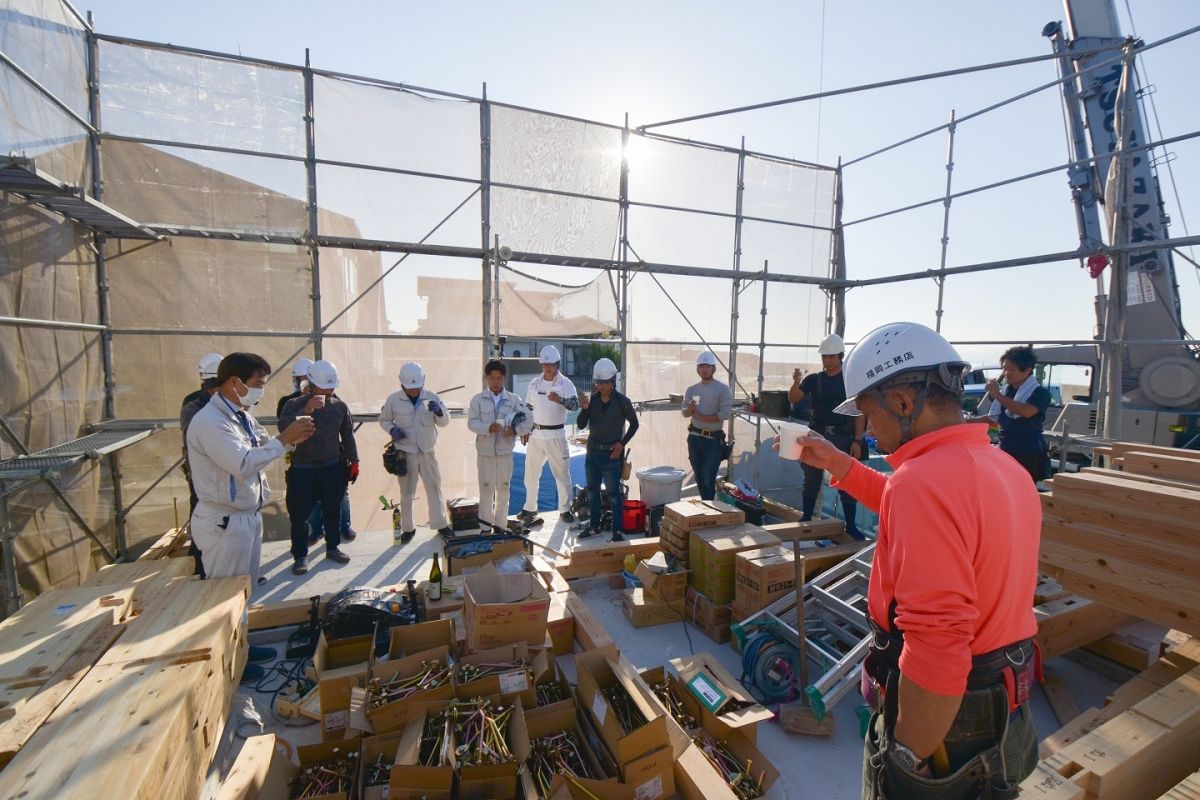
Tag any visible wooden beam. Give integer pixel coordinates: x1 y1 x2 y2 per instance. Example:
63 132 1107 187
1084 627 1161 672
1034 595 1136 660
1080 466 1200 492
1121 451 1200 485
246 595 327 631
1039 668 1081 728
564 592 613 651
1109 441 1200 462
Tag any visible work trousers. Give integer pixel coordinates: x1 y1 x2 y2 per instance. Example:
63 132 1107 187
397 451 449 531
286 463 347 561
190 502 264 588
687 431 724 501
802 431 864 539
1004 449 1048 484
523 434 572 513
309 490 352 536
477 453 514 527
585 445 623 533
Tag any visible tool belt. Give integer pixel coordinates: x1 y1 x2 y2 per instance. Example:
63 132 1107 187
533 423 564 430
586 441 619 451
687 425 723 438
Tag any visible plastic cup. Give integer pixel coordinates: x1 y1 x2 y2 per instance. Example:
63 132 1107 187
778 421 810 461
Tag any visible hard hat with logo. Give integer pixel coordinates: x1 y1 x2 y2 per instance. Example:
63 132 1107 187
592 357 618 381
695 351 718 367
198 352 223 378
399 362 426 390
307 360 339 390
834 322 969 416
817 334 845 356
504 401 535 436
538 345 561 365
292 357 315 378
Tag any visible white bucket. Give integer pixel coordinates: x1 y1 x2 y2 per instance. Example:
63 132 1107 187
636 466 686 507
778 421 810 461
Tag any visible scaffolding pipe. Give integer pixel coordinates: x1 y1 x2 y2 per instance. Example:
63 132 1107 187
934 110 957 333
0 49 96 133
0 316 106 331
480 84 493 362
303 50 322 360
618 115 632 391
753 260 769 490
727 142 747 470
829 160 846 336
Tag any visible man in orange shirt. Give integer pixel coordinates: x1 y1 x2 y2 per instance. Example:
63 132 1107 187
795 322 1040 800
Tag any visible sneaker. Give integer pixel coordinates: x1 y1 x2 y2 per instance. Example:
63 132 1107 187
525 516 545 529
326 548 351 564
291 557 308 575
609 532 626 543
240 664 266 684
517 509 538 524
248 645 277 664
400 529 416 544
578 528 601 540
560 511 576 523
341 527 357 541
437 526 455 539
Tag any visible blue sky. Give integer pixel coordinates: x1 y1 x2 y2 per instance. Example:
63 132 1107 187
82 0 1200 368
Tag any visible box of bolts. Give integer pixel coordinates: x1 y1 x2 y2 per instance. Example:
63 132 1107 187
517 699 615 800
291 737 362 800
446 496 480 531
639 666 701 758
575 650 674 799
447 695 524 800
669 653 774 737
358 730 405 800
455 641 549 709
531 657 574 717
313 632 375 742
364 645 456 734
463 571 551 651
546 773 636 800
387 701 455 800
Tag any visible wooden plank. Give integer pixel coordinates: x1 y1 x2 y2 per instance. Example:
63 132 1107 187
1041 512 1200 584
137 527 189 561
556 540 661 579
1041 491 1198 549
1049 471 1200 520
1034 594 1136 660
1040 668 1082 728
1156 770 1200 800
214 734 294 800
1036 575 1069 604
246 594 328 631
1080 466 1200 493
0 622 124 770
564 592 614 651
82 558 196 589
762 518 850 544
1109 441 1200 462
1085 627 1161 672
1122 451 1200 485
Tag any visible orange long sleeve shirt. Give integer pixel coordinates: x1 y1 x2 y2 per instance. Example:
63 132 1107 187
833 424 1040 696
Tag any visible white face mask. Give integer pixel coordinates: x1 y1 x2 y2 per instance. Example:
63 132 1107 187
240 386 265 408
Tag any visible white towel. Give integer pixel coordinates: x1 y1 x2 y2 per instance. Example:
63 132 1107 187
986 378 1040 421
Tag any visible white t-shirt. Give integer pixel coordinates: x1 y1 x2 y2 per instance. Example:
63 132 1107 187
525 372 578 437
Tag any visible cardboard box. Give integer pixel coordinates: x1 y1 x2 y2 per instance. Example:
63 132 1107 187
528 657 576 719
447 537 525 576
294 736 363 800
547 593 575 656
682 587 732 645
516 700 614 799
688 524 780 605
546 774 635 800
365 644 457 734
620 746 674 800
633 560 688 602
637 666 698 756
359 730 405 797
464 572 551 651
574 650 671 775
621 588 684 629
314 632 375 741
663 499 745 531
389 703 454 800
455 641 546 708
732 545 795 621
450 695 524 800
388 617 457 660
669 653 774 736
678 726 779 800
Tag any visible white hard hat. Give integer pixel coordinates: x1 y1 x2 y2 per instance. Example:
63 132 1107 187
504 402 535 436
198 352 223 378
307 359 339 390
817 334 845 357
592 358 618 381
696 351 718 367
538 345 561 365
399 361 425 390
835 322 969 415
292 357 314 378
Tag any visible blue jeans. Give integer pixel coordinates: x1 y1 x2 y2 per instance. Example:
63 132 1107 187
585 445 623 532
309 490 351 536
687 430 724 501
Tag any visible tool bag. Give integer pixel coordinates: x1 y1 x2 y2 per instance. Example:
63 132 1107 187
381 441 408 476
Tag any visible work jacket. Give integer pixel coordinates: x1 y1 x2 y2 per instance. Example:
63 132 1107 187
379 388 449 454
185 393 284 512
467 388 524 456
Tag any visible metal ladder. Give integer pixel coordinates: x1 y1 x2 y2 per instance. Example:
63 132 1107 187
736 542 875 718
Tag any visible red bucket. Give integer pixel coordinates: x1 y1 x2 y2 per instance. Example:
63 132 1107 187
622 500 647 533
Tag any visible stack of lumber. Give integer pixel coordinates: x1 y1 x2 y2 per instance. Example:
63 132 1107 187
1038 456 1200 638
138 525 194 562
0 552 248 799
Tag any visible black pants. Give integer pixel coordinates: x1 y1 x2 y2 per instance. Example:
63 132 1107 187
801 430 864 539
286 463 348 561
1006 449 1047 484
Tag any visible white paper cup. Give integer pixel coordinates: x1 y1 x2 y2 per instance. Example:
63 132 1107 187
778 421 810 461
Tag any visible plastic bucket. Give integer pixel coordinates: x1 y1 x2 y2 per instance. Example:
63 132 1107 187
636 466 686 507
623 500 647 533
778 421 810 461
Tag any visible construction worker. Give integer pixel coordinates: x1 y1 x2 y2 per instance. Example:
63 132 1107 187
275 357 314 417
186 353 314 586
518 345 580 525
576 357 639 541
180 352 223 577
791 322 1039 798
681 351 732 500
787 334 869 539
971 345 1052 484
380 361 454 540
467 360 529 532
279 359 359 574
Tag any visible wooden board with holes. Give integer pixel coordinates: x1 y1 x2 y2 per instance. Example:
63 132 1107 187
1034 594 1137 660
82 557 196 590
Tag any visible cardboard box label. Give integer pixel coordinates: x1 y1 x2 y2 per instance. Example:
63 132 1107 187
687 672 727 713
498 670 529 695
635 775 664 800
323 709 349 730
591 693 608 727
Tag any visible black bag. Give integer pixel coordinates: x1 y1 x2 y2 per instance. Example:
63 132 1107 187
382 441 408 476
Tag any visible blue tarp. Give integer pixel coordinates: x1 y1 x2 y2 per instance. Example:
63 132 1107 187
507 442 588 514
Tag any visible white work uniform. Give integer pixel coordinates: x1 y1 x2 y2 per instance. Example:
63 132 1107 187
467 387 522 527
523 372 578 513
185 393 285 587
379 388 450 531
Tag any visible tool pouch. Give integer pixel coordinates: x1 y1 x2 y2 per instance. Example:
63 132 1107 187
868 714 1017 800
